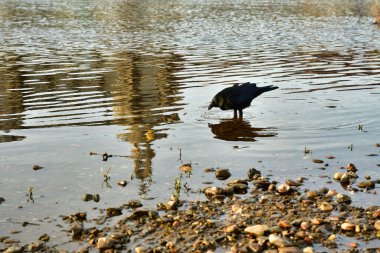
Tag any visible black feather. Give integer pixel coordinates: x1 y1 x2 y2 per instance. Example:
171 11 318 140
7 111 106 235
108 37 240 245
208 82 278 118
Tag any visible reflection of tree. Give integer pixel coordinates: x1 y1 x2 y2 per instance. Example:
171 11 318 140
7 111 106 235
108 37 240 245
208 119 277 142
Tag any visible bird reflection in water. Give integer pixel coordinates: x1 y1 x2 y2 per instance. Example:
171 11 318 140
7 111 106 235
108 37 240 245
208 118 277 142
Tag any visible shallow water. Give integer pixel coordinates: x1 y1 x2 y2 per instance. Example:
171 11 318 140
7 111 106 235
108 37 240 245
0 0 379 248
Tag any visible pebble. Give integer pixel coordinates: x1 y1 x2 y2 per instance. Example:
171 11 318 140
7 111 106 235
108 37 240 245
285 179 302 186
269 234 293 247
357 180 375 190
278 247 302 253
374 220 380 231
303 247 314 253
4 246 23 253
32 165 43 171
27 242 43 251
225 225 239 233
336 193 351 204
180 164 192 173
277 183 291 194
346 163 357 172
252 178 271 190
71 222 84 237
244 224 269 236
0 197 5 204
333 172 344 180
318 202 333 212
125 200 143 208
247 167 261 179
82 194 93 202
106 207 122 217
326 189 337 197
93 194 100 203
4 238 20 243
306 190 318 199
117 180 128 187
38 234 49 242
311 217 323 225
341 222 355 231
164 197 180 210
215 169 231 180
312 159 324 164
300 221 309 230
278 220 291 229
135 246 149 253
96 237 115 250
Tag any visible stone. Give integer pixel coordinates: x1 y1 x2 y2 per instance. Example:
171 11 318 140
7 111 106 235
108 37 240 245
357 181 375 190
117 180 128 187
106 207 122 217
319 202 333 212
225 225 239 233
277 183 291 194
341 222 355 231
4 246 23 253
278 247 302 253
336 193 351 204
92 194 100 203
252 178 271 190
248 167 261 179
306 190 318 199
244 225 269 236
96 237 115 250
71 222 84 238
303 247 314 253
81 194 93 202
269 234 293 247
300 221 309 230
333 172 344 180
27 242 43 251
374 220 380 231
326 189 337 197
278 220 291 229
215 169 231 180
180 164 192 173
38 234 49 242
346 163 357 172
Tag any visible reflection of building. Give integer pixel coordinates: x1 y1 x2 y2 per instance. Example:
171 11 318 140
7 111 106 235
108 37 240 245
0 45 184 189
109 53 183 182
0 54 24 132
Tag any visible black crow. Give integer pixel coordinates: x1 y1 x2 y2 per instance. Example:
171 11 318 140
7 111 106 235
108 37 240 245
208 82 278 118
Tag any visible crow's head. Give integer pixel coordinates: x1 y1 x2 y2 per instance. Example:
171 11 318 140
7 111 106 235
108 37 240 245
208 93 225 110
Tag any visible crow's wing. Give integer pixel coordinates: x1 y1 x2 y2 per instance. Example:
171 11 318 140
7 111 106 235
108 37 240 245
227 83 259 107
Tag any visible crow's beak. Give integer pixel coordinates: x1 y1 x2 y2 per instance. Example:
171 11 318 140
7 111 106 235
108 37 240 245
208 103 214 110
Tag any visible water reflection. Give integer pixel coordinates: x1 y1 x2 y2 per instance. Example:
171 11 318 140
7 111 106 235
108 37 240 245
208 119 277 142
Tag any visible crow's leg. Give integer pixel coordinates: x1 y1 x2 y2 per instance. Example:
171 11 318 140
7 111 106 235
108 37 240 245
238 109 243 118
233 109 237 118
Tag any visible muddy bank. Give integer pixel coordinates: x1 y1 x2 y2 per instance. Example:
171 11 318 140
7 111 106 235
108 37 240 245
1 164 379 253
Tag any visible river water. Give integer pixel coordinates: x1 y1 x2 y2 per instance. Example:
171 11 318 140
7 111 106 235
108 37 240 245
0 0 379 249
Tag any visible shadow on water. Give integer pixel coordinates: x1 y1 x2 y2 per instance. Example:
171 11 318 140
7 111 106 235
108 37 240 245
208 118 277 142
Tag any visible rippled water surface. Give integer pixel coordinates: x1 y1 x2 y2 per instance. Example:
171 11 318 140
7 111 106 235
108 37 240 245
1 0 380 248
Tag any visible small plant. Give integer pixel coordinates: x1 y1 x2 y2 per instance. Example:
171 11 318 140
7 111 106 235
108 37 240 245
358 124 363 131
101 167 112 189
173 175 182 198
304 146 311 154
27 186 34 203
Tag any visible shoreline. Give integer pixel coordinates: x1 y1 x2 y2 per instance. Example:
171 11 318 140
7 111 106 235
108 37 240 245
1 165 379 253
